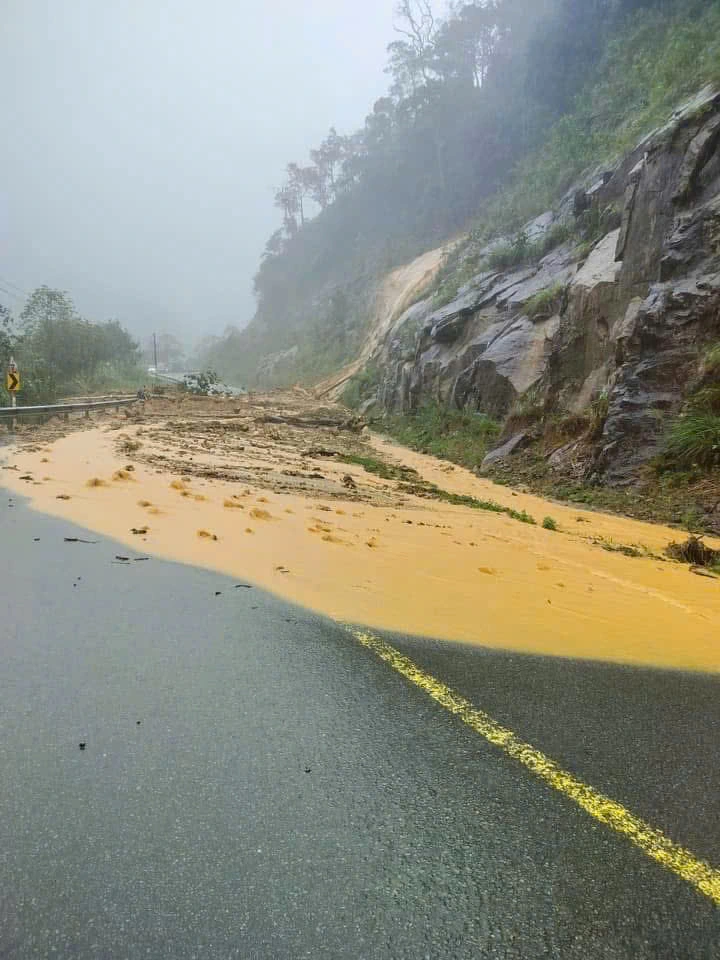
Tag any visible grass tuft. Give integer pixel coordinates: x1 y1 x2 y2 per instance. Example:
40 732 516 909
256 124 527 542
382 403 501 472
664 414 720 470
525 283 566 320
398 480 536 525
338 453 418 482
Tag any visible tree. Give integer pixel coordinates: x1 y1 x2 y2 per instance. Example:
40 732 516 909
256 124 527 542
524 0 616 113
310 127 349 201
364 98 396 152
303 165 331 210
19 285 75 335
262 229 286 262
97 320 140 368
387 0 438 98
274 183 299 237
336 130 367 194
13 286 140 400
434 3 503 89
286 163 309 227
0 303 12 373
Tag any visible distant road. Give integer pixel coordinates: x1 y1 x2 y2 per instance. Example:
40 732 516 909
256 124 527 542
2 495 719 958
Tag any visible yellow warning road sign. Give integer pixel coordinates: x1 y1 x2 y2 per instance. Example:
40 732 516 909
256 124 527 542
6 366 20 392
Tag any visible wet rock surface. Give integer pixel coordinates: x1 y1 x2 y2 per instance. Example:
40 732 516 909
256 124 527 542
481 432 531 467
370 86 720 485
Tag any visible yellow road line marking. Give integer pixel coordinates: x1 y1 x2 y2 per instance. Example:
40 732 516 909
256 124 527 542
351 628 720 906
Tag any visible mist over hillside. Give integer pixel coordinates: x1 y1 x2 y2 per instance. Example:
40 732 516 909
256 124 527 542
199 0 720 390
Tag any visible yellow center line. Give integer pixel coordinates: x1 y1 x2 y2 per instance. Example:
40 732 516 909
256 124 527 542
350 627 720 907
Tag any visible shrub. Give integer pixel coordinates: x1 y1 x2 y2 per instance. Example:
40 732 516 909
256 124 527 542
540 223 573 255
383 403 501 471
338 453 415 481
486 224 574 275
705 343 720 374
687 386 720 415
680 505 705 534
487 243 521 272
513 393 545 417
574 240 594 262
590 391 610 439
433 252 485 308
525 283 567 320
664 413 720 469
509 509 537 525
542 516 558 531
504 387 546 435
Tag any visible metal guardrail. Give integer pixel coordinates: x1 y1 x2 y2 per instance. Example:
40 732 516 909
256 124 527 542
55 394 137 404
0 398 138 421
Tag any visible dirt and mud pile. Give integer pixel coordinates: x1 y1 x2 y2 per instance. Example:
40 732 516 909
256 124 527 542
107 390 411 508
3 391 720 672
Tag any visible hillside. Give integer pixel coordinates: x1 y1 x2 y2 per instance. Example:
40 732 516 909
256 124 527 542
201 0 720 392
199 0 720 529
351 81 720 530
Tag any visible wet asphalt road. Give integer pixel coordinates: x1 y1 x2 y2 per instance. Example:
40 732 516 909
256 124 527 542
1 493 719 959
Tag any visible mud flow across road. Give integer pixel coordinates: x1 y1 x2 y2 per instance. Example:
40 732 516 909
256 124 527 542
3 390 719 672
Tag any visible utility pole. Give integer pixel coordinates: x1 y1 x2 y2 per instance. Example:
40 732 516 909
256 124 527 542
153 332 158 370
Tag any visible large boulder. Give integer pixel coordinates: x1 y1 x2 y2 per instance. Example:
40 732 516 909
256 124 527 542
482 432 531 468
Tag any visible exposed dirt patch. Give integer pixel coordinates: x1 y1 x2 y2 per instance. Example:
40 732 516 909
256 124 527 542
104 391 409 510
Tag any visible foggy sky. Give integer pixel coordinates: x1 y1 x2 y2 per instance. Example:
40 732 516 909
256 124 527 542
0 1 396 345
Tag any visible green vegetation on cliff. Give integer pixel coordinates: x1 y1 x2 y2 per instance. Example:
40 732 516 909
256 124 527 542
383 403 500 472
660 343 720 472
474 0 720 238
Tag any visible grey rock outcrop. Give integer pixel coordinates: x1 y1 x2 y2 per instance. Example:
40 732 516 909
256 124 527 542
481 432 531 467
377 251 572 418
368 85 720 484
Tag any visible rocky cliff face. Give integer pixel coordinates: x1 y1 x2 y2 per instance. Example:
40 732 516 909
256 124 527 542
365 86 720 485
